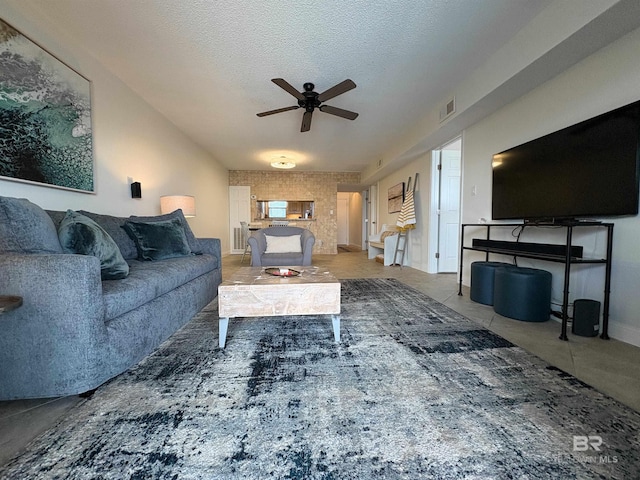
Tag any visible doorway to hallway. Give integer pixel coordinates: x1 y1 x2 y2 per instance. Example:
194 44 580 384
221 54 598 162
337 191 364 251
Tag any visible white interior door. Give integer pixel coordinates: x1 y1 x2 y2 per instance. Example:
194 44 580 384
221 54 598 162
361 190 369 250
229 186 251 253
437 138 462 272
337 193 349 245
369 185 378 237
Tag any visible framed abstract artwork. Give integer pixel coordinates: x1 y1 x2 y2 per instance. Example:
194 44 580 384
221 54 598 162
388 182 404 213
0 18 94 193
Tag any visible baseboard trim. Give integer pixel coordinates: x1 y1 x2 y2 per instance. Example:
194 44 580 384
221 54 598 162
607 322 640 348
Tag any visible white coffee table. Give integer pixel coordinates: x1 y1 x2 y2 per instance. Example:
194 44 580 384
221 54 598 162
217 266 341 348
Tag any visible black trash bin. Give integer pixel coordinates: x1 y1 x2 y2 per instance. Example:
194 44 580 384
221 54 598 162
572 299 600 337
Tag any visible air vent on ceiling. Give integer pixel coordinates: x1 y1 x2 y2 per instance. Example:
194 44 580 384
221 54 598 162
439 97 455 122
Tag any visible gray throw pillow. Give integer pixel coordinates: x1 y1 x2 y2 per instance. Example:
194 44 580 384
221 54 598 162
129 209 201 254
78 210 138 260
0 196 63 254
122 218 192 261
58 210 130 280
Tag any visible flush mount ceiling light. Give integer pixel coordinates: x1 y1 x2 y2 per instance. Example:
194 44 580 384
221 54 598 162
270 156 296 169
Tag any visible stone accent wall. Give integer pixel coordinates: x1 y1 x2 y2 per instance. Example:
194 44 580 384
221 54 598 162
229 171 360 254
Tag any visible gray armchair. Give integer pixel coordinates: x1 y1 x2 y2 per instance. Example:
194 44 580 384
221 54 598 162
248 226 315 266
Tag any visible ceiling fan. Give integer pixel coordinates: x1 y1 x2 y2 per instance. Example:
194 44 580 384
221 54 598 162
257 78 358 132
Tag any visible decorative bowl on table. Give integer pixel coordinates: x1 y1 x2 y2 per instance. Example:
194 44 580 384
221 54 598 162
265 267 300 277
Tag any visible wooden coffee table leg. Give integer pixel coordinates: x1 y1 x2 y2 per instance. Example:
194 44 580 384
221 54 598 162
332 315 341 343
219 317 229 348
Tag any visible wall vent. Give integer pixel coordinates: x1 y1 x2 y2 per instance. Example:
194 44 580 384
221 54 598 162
439 97 455 122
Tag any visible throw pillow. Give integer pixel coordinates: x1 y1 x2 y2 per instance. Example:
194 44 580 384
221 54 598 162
264 234 302 254
129 209 201 254
380 231 398 242
0 196 63 254
122 218 192 261
58 210 129 280
78 210 138 260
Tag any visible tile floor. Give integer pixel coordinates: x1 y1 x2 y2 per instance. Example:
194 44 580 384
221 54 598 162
2 251 639 467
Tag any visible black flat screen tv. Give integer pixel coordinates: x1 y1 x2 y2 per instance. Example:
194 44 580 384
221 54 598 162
491 100 640 222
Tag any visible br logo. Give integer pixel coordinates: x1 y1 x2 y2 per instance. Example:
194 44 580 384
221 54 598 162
573 435 603 452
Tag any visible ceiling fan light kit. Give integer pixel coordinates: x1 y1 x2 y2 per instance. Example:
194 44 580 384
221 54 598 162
257 78 358 132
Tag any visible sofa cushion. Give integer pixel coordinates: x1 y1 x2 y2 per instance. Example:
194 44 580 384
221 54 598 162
264 234 302 254
0 196 62 254
129 209 201 254
77 210 138 260
46 210 67 229
102 254 218 320
123 218 192 261
260 252 305 266
58 210 130 280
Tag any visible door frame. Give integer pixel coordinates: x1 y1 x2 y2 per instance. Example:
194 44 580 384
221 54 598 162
362 189 369 250
427 136 462 273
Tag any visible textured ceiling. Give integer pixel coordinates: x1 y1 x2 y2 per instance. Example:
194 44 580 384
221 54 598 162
26 0 551 173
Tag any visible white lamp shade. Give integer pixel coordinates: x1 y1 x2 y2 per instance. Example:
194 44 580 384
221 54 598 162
160 195 196 217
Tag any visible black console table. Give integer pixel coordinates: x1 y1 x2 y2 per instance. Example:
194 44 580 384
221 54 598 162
458 222 614 341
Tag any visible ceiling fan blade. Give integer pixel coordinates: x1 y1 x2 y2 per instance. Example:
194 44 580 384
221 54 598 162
272 78 305 101
319 105 359 120
301 111 313 132
317 79 356 103
256 105 299 117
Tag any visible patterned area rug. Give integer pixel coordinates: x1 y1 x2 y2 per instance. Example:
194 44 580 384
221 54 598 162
2 278 639 479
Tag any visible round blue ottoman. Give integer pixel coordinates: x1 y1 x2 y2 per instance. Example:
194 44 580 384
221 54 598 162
470 261 515 305
494 267 552 322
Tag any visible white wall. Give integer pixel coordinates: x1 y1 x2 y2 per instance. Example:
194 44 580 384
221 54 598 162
361 0 625 186
376 157 431 272
462 26 640 345
374 21 640 346
0 1 230 252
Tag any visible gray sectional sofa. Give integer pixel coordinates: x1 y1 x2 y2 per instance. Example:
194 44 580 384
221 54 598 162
0 196 222 400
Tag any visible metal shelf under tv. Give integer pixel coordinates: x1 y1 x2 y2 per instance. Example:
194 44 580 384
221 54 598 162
458 222 614 341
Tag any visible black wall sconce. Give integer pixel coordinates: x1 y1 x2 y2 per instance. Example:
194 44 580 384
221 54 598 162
130 181 142 199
